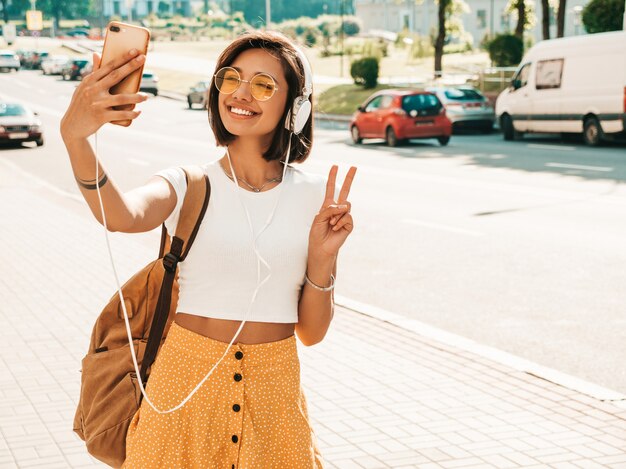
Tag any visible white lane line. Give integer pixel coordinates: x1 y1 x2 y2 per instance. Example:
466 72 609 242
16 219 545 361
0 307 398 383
546 162 614 172
335 295 626 402
402 219 484 237
128 158 149 166
528 144 576 151
0 159 82 202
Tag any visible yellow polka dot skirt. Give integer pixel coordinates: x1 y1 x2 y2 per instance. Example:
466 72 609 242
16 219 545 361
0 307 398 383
123 321 325 469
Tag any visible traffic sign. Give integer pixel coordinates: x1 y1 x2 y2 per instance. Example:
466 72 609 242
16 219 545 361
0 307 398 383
26 10 43 31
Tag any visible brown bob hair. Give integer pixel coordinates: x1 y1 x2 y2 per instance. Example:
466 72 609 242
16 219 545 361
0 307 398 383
208 30 314 164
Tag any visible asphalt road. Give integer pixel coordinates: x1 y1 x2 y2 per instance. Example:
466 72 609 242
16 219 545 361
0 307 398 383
2 69 625 396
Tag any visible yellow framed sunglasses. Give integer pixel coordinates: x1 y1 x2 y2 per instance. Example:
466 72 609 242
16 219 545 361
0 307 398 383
214 67 279 101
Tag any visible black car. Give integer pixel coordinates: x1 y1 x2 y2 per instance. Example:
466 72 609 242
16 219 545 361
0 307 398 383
0 102 44 147
61 59 90 81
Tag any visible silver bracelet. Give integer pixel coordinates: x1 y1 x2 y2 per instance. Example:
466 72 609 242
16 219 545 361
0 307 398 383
305 273 335 292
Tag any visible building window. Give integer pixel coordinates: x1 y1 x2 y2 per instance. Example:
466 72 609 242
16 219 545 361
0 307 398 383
477 10 487 29
113 0 121 15
500 12 510 29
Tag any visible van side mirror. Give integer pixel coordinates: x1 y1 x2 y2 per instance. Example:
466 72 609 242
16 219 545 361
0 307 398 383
511 79 522 90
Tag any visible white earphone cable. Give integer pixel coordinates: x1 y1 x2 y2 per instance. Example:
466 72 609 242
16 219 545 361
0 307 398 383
92 132 292 415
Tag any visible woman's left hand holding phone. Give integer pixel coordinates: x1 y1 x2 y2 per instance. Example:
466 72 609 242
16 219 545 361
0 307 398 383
60 49 148 141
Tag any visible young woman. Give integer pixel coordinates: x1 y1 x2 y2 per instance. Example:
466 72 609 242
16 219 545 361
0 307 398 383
61 31 356 468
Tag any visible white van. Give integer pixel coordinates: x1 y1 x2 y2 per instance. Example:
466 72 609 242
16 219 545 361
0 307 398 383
495 31 626 146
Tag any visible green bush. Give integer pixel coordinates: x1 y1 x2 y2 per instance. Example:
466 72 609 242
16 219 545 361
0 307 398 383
487 33 524 66
350 57 379 89
582 0 625 33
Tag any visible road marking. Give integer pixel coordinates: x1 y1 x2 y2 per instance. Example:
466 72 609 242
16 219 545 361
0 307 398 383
528 144 576 151
129 158 149 166
335 295 626 402
402 219 484 237
546 162 613 172
0 159 83 202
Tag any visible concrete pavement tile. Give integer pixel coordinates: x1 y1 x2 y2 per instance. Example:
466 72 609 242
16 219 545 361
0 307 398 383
595 454 626 465
439 457 490 468
415 447 453 462
351 455 388 469
534 452 581 464
501 450 541 466
572 460 611 469
326 459 363 469
583 440 625 456
551 462 582 469
480 454 521 468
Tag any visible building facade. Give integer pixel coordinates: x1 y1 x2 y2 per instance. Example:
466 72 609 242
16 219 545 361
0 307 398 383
355 0 590 47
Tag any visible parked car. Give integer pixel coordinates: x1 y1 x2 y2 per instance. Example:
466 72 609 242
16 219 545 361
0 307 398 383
0 102 44 146
139 71 159 95
64 28 90 38
187 80 211 109
41 55 70 75
0 50 20 72
426 86 495 133
22 50 49 70
351 90 452 146
496 30 626 146
61 58 90 81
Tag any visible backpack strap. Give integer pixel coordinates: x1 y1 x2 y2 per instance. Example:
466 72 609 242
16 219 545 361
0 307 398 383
140 166 211 384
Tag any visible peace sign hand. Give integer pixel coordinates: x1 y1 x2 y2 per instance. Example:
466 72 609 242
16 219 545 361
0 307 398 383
308 165 357 260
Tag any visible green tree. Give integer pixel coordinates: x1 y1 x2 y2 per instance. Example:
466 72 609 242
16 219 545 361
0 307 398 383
507 0 535 38
540 0 550 39
36 0 92 33
487 33 524 66
582 0 625 33
0 0 31 23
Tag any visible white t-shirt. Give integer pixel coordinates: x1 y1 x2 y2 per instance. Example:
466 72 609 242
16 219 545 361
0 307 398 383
155 159 326 323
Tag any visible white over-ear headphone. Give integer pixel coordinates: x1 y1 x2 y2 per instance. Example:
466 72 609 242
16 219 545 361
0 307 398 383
285 45 313 135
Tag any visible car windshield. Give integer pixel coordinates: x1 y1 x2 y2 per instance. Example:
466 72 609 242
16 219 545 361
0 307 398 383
444 89 484 100
143 73 153 78
0 103 27 117
402 94 441 112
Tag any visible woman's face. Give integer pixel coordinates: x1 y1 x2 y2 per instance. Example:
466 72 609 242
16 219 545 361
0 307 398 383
217 48 289 143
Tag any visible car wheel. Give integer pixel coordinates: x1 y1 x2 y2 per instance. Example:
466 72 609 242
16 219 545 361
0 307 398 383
386 127 399 147
36 138 44 147
583 116 603 146
188 98 193 109
62 73 69 81
351 125 362 144
438 136 450 146
501 114 521 141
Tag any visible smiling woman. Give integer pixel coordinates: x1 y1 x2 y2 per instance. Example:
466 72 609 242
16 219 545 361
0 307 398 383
60 28 356 468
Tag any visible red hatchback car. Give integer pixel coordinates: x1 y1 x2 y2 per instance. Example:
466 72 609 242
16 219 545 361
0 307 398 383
350 90 452 146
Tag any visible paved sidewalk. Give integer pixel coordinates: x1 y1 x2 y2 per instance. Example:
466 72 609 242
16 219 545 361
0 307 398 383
1 161 626 469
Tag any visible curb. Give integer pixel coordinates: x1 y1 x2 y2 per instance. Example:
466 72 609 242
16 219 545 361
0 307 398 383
336 294 626 405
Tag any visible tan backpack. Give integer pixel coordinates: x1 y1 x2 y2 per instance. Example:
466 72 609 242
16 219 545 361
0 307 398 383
73 166 210 468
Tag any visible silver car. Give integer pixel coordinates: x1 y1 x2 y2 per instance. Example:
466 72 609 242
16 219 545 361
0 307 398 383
426 86 495 133
139 71 159 96
41 55 70 75
0 50 20 72
187 80 211 109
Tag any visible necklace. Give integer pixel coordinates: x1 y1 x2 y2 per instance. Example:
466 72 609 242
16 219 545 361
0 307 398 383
220 160 283 192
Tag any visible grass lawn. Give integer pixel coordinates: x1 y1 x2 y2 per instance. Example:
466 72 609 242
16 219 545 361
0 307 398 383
316 83 401 116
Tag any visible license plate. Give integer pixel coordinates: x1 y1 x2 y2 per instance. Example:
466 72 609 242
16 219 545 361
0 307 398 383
415 120 434 126
8 132 29 139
